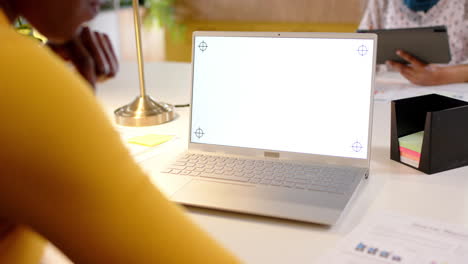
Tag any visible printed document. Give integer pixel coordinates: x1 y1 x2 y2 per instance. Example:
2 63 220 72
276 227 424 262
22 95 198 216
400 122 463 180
319 212 468 264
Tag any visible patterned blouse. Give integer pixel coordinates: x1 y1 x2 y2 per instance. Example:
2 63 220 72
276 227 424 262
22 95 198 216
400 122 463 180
359 0 468 64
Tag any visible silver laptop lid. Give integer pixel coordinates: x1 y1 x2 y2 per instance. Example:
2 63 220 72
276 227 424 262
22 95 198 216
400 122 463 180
189 31 377 169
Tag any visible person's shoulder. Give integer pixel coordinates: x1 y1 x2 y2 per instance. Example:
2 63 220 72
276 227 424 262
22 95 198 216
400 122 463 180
0 26 48 63
0 27 63 68
360 0 391 29
0 26 88 91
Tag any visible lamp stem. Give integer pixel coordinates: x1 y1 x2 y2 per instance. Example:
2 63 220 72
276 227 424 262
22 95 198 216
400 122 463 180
114 0 175 127
132 0 147 97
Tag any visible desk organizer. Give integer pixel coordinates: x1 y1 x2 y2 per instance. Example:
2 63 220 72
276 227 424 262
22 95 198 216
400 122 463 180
391 94 468 174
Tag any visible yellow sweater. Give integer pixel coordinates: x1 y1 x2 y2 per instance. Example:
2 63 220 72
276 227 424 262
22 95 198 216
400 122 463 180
0 10 239 264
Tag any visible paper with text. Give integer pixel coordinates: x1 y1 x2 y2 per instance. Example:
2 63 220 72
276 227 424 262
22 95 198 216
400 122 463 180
319 212 468 264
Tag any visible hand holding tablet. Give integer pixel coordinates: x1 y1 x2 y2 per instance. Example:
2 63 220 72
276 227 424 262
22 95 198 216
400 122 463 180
358 26 451 65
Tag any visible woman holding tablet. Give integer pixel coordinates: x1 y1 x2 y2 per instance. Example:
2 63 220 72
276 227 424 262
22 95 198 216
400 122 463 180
360 0 468 86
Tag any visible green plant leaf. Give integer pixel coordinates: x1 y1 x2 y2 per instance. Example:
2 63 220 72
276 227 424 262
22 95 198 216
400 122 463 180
143 0 185 41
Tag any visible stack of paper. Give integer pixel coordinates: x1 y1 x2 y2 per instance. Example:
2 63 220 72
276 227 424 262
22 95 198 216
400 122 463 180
398 131 424 168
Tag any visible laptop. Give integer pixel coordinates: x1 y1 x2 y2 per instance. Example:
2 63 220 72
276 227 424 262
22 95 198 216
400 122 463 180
159 31 377 225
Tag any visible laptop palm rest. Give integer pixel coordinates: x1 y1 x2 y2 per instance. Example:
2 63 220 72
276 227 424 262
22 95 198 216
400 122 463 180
171 179 346 224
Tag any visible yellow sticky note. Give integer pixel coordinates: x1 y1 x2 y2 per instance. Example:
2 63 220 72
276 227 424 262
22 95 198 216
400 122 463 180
127 134 174 147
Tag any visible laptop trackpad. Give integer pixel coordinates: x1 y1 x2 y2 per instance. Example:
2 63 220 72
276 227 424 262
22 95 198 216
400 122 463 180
153 174 193 197
171 179 345 210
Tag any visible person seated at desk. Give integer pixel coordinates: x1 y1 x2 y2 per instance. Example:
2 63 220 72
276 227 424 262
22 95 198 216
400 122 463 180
360 0 468 86
0 0 239 263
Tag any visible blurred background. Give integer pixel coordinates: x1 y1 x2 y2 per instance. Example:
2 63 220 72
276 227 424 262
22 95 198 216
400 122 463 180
90 0 367 63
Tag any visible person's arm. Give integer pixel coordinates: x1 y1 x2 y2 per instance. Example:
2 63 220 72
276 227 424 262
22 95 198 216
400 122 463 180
0 226 45 264
0 27 239 264
387 50 468 86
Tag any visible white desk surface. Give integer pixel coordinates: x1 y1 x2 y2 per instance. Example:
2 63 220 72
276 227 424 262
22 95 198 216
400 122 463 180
45 62 468 264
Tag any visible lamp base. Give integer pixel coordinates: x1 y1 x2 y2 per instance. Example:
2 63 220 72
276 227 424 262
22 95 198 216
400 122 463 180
114 96 175 126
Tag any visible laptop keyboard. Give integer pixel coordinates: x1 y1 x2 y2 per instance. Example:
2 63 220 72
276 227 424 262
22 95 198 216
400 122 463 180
161 153 361 195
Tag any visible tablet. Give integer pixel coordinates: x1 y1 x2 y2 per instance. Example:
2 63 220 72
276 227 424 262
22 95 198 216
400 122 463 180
357 26 451 64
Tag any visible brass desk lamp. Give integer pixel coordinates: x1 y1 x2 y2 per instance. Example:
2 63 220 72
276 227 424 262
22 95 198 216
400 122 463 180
114 0 175 126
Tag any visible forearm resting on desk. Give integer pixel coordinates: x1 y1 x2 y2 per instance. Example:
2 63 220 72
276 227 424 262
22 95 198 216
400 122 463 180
437 64 468 84
387 50 468 86
388 63 468 86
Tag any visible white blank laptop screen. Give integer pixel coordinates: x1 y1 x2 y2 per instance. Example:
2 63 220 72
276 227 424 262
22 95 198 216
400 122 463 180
191 35 374 159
